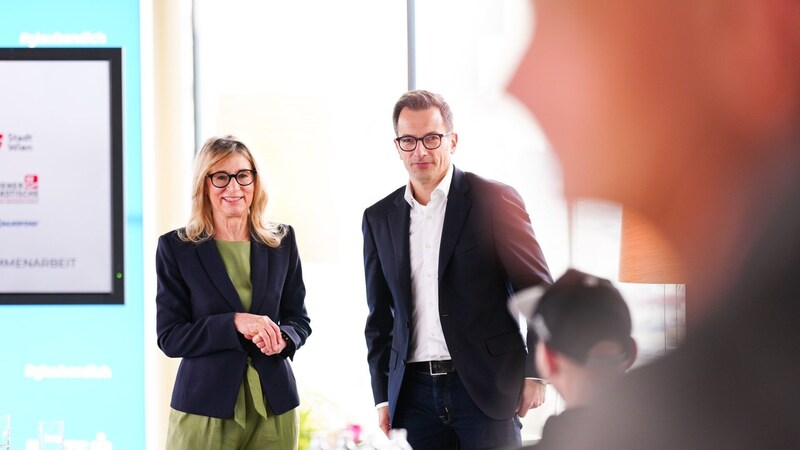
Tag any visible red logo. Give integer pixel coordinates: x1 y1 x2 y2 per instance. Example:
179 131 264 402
0 133 4 149
24 174 39 190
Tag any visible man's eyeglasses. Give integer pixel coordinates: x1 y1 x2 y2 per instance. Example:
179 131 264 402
395 132 454 152
207 169 257 188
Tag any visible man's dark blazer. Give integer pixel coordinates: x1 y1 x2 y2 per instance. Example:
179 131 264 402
155 226 311 418
363 166 552 421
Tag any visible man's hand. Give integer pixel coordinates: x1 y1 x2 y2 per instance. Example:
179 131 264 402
377 405 391 437
516 379 547 418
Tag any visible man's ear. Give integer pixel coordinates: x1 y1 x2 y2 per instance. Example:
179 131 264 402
537 342 560 379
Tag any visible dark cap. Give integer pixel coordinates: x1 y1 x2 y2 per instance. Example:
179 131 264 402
527 269 633 365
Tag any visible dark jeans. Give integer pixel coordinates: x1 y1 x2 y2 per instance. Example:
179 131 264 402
393 368 522 450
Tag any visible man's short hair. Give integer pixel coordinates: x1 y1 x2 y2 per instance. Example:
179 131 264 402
392 89 454 135
528 269 634 365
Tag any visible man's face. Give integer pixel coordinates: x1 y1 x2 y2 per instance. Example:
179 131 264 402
395 107 456 192
508 0 719 213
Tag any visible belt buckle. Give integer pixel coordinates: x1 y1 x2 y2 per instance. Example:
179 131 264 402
429 361 447 376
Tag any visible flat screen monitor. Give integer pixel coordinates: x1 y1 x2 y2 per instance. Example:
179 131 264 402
0 47 124 304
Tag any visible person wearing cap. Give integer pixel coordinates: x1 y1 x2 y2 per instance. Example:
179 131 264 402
363 89 553 449
523 269 636 449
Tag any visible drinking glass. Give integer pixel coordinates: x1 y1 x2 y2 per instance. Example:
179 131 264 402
0 414 10 450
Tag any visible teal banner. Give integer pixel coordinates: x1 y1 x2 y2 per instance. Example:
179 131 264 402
0 1 143 449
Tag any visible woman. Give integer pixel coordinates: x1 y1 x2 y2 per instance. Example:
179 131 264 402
156 135 311 449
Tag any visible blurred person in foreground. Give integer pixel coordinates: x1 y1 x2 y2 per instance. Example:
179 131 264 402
517 269 636 449
156 136 311 449
508 0 800 448
363 89 552 449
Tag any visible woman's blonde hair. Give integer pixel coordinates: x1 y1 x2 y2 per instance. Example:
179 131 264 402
177 135 286 247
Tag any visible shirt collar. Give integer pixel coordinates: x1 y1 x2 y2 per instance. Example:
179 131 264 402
404 164 454 207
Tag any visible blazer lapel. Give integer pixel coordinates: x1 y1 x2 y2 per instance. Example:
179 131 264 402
388 192 412 304
197 239 244 311
250 239 269 314
439 167 472 279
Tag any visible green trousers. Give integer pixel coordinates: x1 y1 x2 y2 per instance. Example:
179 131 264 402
166 365 299 449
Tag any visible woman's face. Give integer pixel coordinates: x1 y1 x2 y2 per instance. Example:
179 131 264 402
206 154 255 221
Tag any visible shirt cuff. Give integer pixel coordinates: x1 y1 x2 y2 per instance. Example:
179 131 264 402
526 377 548 384
375 402 389 410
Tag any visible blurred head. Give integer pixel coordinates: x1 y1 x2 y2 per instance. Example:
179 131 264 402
181 136 284 246
528 269 636 406
508 0 800 222
529 269 635 367
393 90 458 194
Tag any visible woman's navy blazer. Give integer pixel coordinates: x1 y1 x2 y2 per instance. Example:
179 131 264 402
155 225 311 417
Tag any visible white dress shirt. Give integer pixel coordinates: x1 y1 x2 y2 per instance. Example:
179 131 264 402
405 164 454 363
375 165 542 411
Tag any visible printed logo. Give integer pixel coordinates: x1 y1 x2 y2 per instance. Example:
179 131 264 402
0 218 38 229
24 174 39 190
0 174 40 204
0 133 34 152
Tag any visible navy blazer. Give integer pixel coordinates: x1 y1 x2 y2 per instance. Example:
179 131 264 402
156 226 311 418
363 167 552 421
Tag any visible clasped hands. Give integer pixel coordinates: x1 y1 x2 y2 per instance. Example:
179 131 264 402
234 313 287 355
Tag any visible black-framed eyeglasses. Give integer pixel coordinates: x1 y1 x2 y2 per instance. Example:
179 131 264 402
395 132 454 152
207 169 257 188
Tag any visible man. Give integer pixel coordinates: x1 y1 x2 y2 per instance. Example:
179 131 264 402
363 89 552 449
517 269 636 449
508 0 800 448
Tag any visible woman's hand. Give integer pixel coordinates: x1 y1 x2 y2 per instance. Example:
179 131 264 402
234 313 287 355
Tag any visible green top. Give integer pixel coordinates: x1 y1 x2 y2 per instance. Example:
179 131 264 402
215 240 269 424
215 240 252 311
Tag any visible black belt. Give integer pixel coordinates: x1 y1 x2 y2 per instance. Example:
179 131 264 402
407 360 455 376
